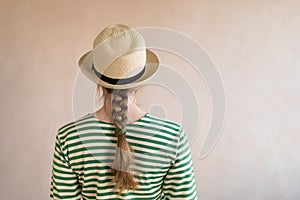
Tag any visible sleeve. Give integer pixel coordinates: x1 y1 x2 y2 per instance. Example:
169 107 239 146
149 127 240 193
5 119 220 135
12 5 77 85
50 132 82 200
162 126 198 200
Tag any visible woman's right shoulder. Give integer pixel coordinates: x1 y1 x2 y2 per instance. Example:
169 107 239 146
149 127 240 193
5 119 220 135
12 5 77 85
148 113 183 134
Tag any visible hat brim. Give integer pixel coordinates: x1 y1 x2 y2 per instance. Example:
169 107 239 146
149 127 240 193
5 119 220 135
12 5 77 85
78 49 159 89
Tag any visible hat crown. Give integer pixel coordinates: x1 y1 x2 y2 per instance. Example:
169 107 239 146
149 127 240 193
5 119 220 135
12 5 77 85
92 24 147 79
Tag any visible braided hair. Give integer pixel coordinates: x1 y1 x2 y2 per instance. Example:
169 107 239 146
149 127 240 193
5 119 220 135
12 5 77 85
98 85 138 192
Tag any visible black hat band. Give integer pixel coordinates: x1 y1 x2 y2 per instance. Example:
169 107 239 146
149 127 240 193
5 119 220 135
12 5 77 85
92 63 146 85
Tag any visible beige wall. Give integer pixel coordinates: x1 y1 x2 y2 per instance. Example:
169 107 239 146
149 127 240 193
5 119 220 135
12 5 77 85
1 0 299 199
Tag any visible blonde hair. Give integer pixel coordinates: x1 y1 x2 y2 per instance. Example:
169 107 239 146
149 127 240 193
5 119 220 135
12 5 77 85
96 85 138 192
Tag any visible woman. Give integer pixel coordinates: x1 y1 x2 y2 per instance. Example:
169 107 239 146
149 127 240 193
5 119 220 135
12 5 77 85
50 24 198 199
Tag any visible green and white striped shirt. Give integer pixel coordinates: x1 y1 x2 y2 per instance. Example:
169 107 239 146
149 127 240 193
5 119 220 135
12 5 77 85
50 112 198 199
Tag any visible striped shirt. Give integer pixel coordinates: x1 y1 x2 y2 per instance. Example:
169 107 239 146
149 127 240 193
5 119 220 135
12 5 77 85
50 112 198 199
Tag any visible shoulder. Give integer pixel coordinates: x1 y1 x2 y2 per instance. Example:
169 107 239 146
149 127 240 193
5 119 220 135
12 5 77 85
147 113 183 135
55 113 92 143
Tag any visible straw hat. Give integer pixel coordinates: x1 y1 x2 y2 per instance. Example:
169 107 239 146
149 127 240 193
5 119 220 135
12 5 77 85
78 24 160 89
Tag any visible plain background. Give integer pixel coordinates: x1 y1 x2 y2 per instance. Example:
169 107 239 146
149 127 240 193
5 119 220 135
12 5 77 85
1 0 299 199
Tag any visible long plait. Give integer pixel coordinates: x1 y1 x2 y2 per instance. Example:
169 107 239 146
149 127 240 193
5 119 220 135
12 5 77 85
109 88 137 192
